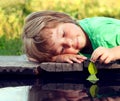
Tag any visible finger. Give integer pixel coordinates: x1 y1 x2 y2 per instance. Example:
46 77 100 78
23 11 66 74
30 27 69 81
80 59 85 62
72 58 82 63
104 57 111 64
99 54 108 63
91 51 103 62
77 57 86 62
76 55 87 60
66 59 73 64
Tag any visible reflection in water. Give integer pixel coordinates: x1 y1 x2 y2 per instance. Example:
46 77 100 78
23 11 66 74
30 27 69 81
28 82 120 101
0 76 120 101
0 86 30 101
29 87 89 101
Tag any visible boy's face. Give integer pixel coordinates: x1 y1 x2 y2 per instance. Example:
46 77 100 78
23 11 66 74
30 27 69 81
50 23 86 55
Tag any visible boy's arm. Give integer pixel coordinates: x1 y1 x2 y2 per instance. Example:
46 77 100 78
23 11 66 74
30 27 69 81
27 54 87 63
51 54 87 63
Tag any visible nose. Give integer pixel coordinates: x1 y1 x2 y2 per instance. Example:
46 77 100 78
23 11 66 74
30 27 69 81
63 38 72 48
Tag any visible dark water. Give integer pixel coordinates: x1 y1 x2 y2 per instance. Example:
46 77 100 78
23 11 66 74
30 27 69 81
0 70 120 101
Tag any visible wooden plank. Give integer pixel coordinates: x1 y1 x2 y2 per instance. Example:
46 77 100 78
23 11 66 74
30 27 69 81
0 55 39 74
62 63 73 71
39 62 83 72
72 63 83 71
55 63 62 72
39 62 56 72
0 55 120 74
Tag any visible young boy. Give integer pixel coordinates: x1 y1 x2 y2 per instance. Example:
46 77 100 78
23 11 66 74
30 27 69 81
22 10 120 64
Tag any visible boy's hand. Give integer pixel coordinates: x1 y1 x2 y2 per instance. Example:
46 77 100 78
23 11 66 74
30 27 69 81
52 54 87 63
90 47 115 64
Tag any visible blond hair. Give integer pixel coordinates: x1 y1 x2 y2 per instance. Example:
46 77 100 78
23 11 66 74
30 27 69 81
22 11 77 62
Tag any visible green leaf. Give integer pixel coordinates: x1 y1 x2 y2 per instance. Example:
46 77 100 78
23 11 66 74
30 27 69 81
86 60 99 84
88 62 97 75
89 84 99 98
87 74 99 84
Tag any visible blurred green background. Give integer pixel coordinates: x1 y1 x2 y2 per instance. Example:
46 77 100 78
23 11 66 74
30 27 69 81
0 0 120 55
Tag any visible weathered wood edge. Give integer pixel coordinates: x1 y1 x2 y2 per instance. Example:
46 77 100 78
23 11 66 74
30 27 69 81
0 55 120 74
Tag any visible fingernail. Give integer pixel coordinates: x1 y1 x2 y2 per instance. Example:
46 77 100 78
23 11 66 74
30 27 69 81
83 57 87 59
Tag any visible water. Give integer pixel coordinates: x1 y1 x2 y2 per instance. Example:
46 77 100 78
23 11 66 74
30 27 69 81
0 70 120 101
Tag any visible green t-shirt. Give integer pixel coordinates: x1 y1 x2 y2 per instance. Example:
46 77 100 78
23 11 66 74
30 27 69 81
77 17 120 57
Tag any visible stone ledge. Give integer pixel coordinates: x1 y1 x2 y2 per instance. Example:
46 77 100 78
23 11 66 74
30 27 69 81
0 55 120 75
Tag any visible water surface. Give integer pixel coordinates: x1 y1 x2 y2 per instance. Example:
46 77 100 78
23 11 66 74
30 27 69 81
0 70 120 101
